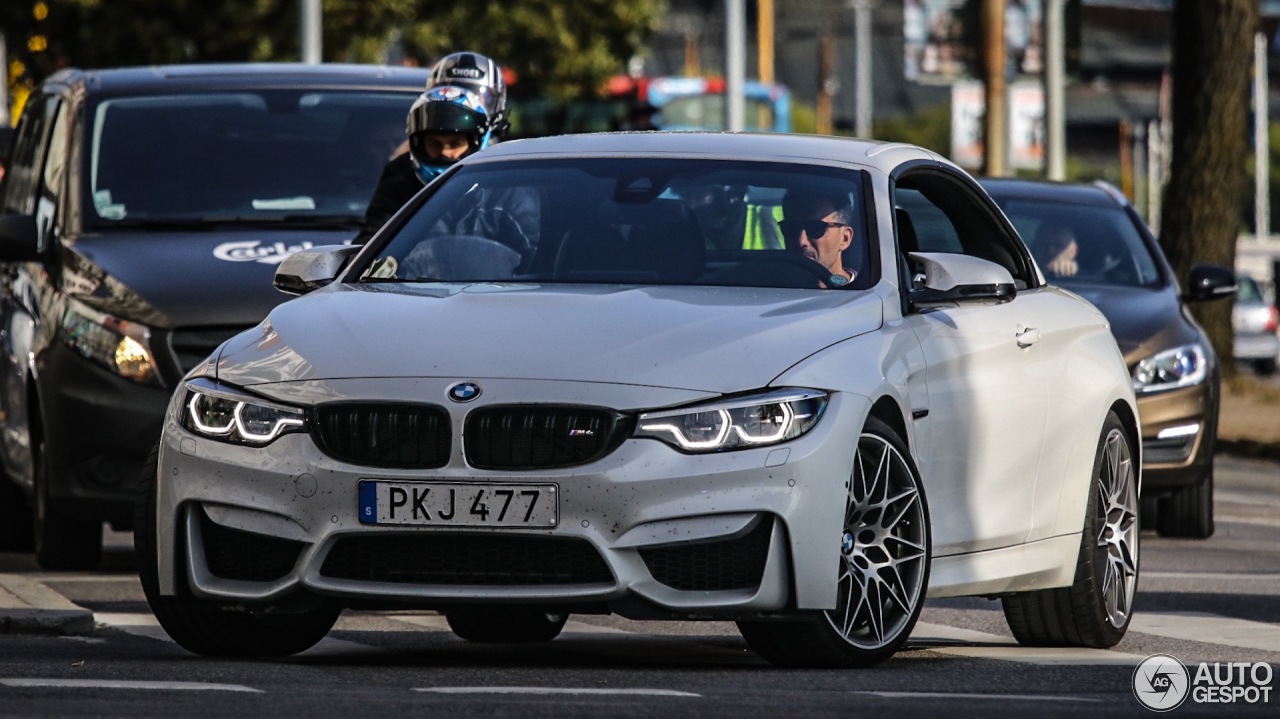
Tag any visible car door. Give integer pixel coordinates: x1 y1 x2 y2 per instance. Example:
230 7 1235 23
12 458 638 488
894 168 1057 555
0 92 65 487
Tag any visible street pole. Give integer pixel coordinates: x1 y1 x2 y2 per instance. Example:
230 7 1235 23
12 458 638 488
300 0 322 64
1044 0 1066 180
725 0 746 132
853 0 872 138
983 0 1008 177
1255 31 1270 243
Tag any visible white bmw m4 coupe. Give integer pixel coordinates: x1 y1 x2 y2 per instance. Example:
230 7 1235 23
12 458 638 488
137 132 1141 667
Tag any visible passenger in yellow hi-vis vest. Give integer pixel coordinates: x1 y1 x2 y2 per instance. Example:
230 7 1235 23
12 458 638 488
742 203 785 250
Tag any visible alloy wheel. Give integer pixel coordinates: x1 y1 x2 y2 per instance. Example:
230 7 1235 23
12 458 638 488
1097 427 1138 627
826 432 929 649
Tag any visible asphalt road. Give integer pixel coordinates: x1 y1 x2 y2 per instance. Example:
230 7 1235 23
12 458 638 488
0 455 1276 718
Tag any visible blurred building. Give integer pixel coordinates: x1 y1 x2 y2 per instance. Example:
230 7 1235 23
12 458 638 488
641 1 1280 176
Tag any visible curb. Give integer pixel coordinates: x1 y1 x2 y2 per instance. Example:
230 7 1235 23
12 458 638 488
0 573 94 635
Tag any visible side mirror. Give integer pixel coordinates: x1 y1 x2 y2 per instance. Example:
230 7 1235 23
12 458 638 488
274 244 361 296
1182 263 1236 303
0 214 40 262
907 251 1017 305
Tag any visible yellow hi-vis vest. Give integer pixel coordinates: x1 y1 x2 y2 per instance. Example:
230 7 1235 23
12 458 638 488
743 204 785 250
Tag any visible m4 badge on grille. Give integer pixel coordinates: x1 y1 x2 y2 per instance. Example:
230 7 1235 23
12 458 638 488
568 429 595 437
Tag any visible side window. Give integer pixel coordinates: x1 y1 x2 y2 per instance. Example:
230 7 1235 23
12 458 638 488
35 101 71 249
1 95 60 216
893 171 1031 286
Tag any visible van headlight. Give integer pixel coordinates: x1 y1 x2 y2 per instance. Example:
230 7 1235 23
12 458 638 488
181 379 306 445
635 389 828 453
60 300 160 386
1132 343 1208 394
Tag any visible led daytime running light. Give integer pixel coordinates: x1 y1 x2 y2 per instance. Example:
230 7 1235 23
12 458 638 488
185 389 304 444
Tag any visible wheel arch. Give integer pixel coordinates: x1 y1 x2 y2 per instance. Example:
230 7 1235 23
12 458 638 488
1108 399 1142 494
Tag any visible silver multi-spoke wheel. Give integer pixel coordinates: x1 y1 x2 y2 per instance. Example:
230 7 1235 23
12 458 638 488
1097 427 1138 628
1002 411 1138 648
738 417 930 668
826 431 929 649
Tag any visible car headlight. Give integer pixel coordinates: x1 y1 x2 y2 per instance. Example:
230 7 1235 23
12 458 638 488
635 389 828 453
1132 343 1208 394
60 300 161 386
181 379 306 445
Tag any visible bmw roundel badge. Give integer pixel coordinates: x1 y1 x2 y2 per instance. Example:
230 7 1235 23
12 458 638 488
447 382 482 403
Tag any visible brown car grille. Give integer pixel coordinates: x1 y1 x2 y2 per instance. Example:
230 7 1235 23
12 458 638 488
319 533 614 586
312 403 451 468
464 406 627 470
638 516 774 592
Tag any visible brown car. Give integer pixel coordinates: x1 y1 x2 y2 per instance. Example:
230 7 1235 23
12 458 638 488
982 178 1236 538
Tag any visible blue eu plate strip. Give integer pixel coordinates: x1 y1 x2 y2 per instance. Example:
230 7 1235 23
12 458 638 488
358 481 377 524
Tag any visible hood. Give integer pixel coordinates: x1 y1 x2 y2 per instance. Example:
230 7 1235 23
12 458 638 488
1059 282 1201 364
64 227 355 327
216 283 885 393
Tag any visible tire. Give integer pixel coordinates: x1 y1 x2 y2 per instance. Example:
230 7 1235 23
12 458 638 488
135 442 339 657
0 477 34 552
737 416 930 668
33 439 102 570
1156 468 1214 539
1138 494 1159 531
1254 358 1277 376
446 607 568 643
1002 411 1138 648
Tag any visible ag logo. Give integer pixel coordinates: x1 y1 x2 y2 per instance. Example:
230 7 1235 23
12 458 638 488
1133 654 1190 712
447 382 481 403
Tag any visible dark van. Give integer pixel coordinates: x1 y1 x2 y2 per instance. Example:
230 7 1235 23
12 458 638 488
0 64 429 568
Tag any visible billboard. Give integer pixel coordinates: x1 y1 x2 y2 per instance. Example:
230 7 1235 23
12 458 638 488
951 79 1045 171
905 0 1045 83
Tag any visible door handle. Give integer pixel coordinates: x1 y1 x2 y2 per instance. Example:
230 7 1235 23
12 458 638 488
1016 327 1041 348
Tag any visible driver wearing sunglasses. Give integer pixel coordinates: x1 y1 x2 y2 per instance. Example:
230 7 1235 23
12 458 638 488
779 192 857 287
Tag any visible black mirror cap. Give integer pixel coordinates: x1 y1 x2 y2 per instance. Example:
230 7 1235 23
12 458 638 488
0 214 40 262
1183 263 1237 303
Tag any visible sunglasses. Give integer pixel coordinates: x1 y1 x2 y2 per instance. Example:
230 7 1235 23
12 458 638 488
779 219 847 239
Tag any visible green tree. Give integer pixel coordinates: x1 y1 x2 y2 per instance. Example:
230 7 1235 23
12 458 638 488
1160 0 1259 373
2 0 661 111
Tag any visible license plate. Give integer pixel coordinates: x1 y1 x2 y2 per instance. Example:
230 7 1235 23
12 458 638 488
358 481 558 527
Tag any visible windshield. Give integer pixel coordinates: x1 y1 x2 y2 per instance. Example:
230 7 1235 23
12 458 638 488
358 158 871 290
996 199 1162 288
86 90 414 228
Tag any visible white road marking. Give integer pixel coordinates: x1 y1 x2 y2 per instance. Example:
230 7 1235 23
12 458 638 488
1129 612 1280 654
414 686 700 697
855 691 1098 702
0 678 261 692
909 622 1148 665
93 612 375 655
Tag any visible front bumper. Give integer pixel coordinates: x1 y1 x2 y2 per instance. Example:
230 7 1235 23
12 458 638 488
154 385 864 617
1135 380 1216 490
38 341 171 525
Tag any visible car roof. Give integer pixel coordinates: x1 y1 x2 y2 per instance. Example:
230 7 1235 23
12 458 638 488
468 131 950 173
977 177 1125 208
42 63 431 96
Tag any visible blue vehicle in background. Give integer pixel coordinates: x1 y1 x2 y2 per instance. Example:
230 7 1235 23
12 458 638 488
645 76 791 133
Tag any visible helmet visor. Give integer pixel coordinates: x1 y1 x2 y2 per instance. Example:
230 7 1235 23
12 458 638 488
410 100 486 135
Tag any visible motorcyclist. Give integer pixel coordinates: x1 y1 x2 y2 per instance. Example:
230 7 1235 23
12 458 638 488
355 52 526 246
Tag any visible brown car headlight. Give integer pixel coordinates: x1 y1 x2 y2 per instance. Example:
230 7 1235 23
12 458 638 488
1132 343 1207 394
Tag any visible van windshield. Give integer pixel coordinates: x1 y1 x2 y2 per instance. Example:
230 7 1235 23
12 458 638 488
85 90 413 228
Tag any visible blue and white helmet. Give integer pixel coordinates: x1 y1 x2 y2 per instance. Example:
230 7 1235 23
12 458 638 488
405 84 502 184
426 51 508 129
